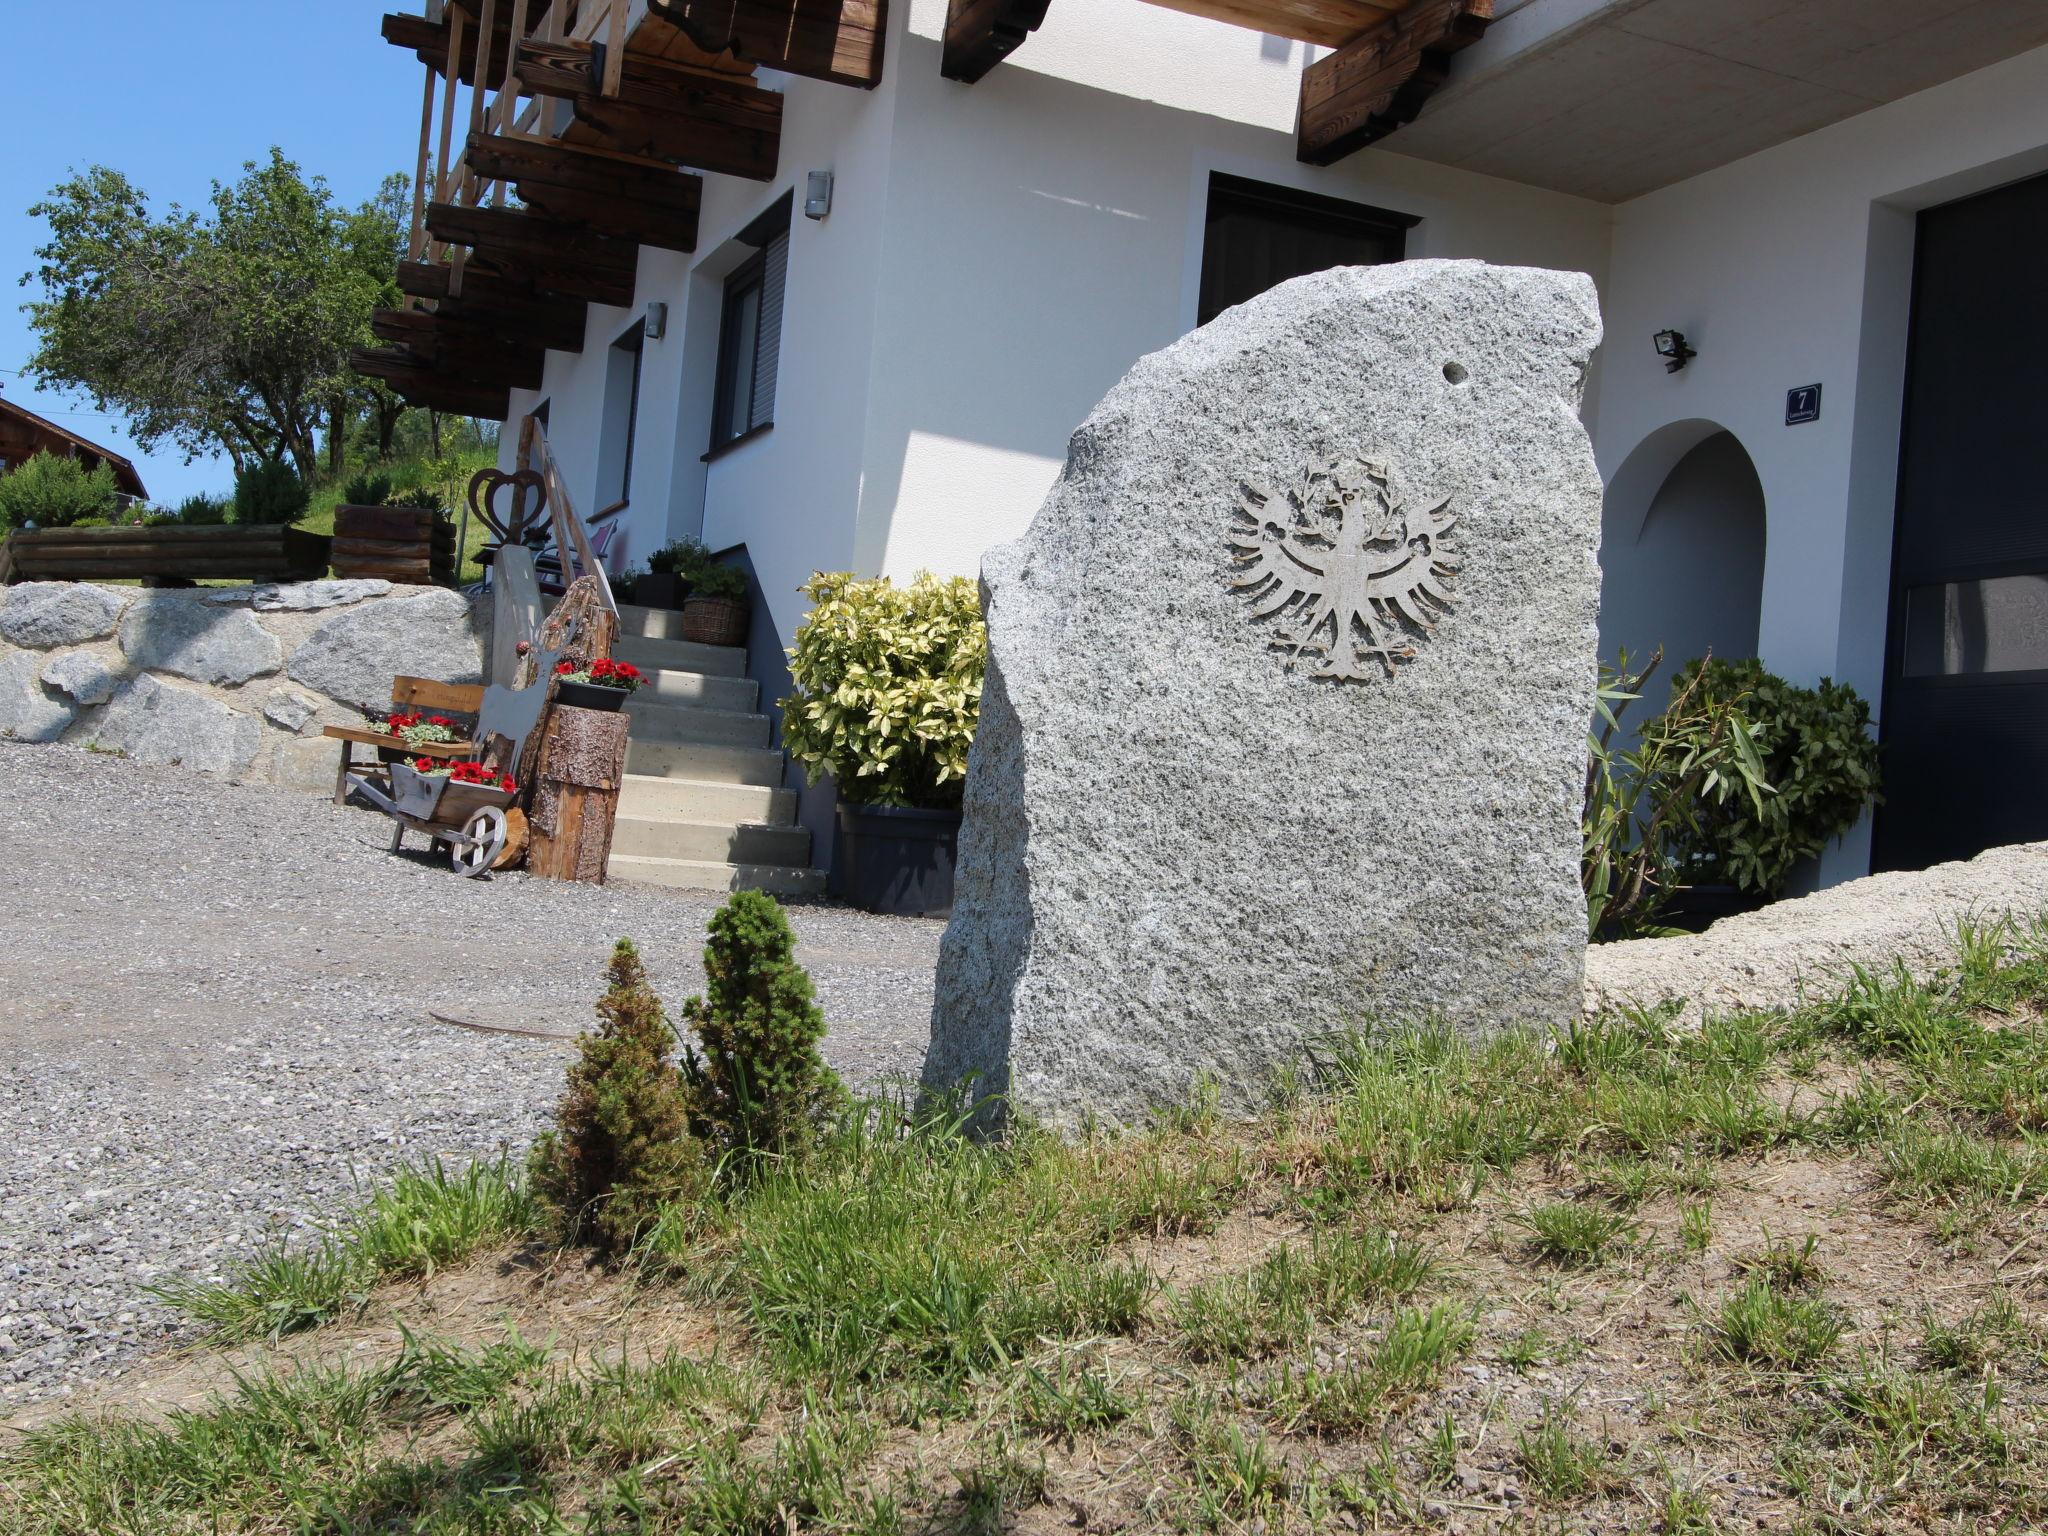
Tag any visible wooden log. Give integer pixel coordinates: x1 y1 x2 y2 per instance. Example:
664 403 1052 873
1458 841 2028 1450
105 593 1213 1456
1296 0 1491 166
646 0 886 88
941 0 1052 83
527 705 630 884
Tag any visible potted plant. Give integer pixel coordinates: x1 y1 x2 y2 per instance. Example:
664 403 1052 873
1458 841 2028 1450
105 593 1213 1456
554 657 645 712
634 539 701 610
782 572 986 918
680 562 751 647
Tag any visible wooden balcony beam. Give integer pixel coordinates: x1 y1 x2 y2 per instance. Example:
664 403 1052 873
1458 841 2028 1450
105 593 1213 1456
644 0 885 89
941 0 1051 83
382 10 530 88
371 308 550 388
464 134 705 251
512 40 780 180
351 348 515 420
1296 0 1490 165
424 202 641 307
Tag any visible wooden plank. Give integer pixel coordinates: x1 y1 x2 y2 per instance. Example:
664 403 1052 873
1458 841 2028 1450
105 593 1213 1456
941 0 1052 83
1296 0 1490 165
423 204 639 307
511 40 781 180
382 9 531 87
392 677 488 712
1139 0 1404 49
395 264 590 352
368 311 549 385
463 135 706 249
645 0 886 89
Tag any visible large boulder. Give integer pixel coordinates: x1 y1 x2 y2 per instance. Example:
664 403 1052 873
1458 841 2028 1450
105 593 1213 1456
87 675 263 774
287 588 484 712
0 650 78 742
119 592 282 686
925 261 1605 1127
41 650 120 707
0 583 125 650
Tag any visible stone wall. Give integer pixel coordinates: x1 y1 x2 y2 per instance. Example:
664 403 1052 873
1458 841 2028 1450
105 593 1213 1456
0 581 486 794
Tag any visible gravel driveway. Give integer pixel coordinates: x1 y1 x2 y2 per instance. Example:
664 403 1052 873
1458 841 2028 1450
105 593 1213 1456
0 742 939 1411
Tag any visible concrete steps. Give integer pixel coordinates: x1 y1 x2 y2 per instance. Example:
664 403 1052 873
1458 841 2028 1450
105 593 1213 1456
599 603 818 894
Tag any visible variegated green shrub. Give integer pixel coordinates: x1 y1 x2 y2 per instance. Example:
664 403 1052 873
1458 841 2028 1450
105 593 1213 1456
782 571 987 809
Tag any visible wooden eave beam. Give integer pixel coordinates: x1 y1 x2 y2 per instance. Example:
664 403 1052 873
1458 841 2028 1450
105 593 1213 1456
350 349 515 419
1296 0 1490 165
371 308 549 386
424 202 640 306
381 10 530 88
464 134 705 250
940 0 1051 83
512 40 781 180
644 0 885 89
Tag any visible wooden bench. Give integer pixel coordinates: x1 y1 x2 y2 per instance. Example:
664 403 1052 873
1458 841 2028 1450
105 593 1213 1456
321 675 486 807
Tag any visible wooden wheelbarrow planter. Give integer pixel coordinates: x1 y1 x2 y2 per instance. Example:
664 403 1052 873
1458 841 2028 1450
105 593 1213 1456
350 761 517 877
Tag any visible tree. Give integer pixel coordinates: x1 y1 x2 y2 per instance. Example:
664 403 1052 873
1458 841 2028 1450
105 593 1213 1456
21 151 407 481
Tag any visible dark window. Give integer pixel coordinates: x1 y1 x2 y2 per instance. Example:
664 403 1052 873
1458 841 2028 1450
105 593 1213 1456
711 208 790 451
1197 173 1417 326
607 321 645 506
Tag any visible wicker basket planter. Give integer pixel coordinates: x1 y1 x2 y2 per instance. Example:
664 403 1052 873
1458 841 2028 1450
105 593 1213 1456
679 594 749 647
331 505 456 586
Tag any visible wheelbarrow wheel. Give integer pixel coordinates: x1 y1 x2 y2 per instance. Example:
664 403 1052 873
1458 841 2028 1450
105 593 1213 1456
452 806 508 878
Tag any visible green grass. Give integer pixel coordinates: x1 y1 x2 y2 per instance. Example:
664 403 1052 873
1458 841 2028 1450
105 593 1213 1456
15 921 2048 1534
150 1154 537 1341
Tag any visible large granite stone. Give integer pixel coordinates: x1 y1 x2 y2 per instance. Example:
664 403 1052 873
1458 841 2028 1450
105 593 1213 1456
0 650 78 742
925 261 1604 1128
0 583 125 649
249 579 392 612
287 587 483 711
41 650 120 707
89 675 263 775
119 592 283 686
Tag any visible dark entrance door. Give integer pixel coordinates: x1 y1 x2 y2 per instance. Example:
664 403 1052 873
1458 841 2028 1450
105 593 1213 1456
1875 170 2048 872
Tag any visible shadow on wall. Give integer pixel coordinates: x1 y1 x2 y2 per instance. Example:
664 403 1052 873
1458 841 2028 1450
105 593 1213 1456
1599 420 1767 724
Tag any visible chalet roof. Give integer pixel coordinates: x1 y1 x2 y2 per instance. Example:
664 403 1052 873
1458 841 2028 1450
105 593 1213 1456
0 394 149 499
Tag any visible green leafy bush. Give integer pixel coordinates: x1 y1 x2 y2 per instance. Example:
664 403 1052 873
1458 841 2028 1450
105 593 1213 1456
0 450 120 528
529 940 708 1253
176 491 230 525
647 537 708 576
383 483 443 512
341 471 392 507
1661 658 1881 896
683 891 843 1161
690 564 748 601
231 459 308 526
782 571 987 809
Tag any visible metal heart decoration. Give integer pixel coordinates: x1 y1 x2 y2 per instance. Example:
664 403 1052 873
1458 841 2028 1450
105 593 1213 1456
467 467 546 544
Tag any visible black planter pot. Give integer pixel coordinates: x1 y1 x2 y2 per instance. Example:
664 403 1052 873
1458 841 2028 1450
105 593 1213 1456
834 802 962 918
634 572 687 609
556 679 628 712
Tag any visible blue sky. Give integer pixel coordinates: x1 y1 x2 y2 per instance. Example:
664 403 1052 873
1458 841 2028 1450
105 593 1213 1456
2 3 423 506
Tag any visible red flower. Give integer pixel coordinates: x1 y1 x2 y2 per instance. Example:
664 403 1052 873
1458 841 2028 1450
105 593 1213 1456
556 661 575 675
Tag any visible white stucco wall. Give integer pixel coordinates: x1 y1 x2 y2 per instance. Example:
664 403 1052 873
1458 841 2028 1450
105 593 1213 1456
1591 40 2048 880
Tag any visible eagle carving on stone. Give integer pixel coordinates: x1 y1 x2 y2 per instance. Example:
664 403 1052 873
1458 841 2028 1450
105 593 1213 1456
1226 456 1459 681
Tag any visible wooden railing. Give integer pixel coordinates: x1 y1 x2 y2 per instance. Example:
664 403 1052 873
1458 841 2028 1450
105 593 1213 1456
406 0 638 279
519 411 620 619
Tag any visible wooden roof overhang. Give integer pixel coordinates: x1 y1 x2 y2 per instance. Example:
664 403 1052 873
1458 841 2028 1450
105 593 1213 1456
942 0 1491 166
360 0 879 416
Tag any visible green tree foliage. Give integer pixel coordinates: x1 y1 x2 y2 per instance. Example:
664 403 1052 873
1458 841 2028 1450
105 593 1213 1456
782 572 987 808
231 460 308 526
22 152 408 481
529 940 708 1253
0 451 120 529
683 892 844 1161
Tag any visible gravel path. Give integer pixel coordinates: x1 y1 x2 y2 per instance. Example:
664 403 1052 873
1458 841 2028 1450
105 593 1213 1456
0 742 939 1411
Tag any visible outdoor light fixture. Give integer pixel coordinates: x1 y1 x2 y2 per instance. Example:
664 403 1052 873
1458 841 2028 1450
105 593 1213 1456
644 301 668 341
805 169 834 221
1653 329 1696 372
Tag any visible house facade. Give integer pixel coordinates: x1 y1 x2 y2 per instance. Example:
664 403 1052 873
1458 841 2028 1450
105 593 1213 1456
365 0 2048 889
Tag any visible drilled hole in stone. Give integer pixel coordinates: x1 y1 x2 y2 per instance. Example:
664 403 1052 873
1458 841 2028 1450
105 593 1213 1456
1443 361 1471 385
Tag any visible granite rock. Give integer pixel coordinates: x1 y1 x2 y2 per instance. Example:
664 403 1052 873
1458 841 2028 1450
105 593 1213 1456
119 593 283 686
0 651 78 742
261 690 324 733
287 588 483 712
89 676 263 775
40 651 120 707
249 579 392 612
0 584 126 650
925 261 1605 1127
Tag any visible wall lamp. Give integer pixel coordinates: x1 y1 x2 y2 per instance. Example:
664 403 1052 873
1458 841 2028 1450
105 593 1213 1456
644 301 668 341
1653 329 1695 373
805 170 834 221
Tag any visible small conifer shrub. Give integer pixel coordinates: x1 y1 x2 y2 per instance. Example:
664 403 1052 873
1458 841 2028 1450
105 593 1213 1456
683 891 844 1160
529 939 707 1252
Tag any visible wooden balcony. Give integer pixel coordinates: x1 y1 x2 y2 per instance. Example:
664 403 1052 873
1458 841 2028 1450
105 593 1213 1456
360 0 883 417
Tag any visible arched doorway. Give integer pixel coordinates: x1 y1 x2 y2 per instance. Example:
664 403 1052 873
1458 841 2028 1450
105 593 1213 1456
1599 424 1767 718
